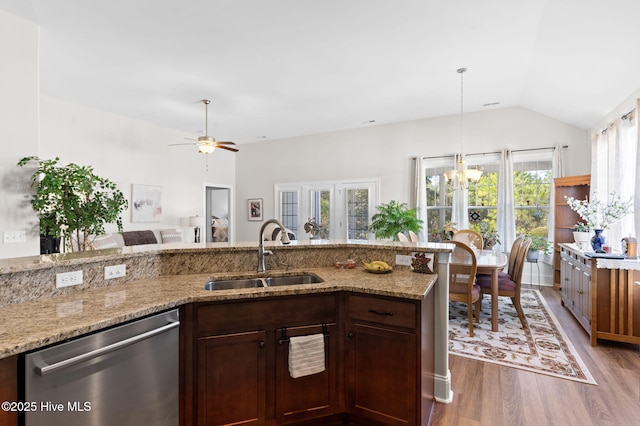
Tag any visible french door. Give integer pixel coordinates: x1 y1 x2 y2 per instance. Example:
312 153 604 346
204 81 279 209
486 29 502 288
275 179 379 241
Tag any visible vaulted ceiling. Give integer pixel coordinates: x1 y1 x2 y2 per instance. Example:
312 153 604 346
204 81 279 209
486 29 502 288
2 0 639 143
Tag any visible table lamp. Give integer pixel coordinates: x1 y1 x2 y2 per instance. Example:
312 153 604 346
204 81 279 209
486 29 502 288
189 216 201 243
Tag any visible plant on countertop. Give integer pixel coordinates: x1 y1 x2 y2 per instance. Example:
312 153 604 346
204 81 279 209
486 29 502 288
303 218 322 239
368 200 423 241
440 221 457 241
18 156 128 252
565 192 633 230
573 222 590 232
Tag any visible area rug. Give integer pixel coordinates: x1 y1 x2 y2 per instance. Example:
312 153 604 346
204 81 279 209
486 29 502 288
449 289 597 385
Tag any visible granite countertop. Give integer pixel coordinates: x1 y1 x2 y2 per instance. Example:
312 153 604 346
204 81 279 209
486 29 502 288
0 267 437 360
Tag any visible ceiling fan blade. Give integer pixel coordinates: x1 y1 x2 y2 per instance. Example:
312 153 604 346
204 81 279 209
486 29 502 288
217 145 239 152
169 142 197 146
184 137 197 141
215 141 236 145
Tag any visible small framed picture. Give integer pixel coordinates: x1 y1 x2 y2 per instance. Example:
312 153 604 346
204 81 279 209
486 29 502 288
248 198 263 221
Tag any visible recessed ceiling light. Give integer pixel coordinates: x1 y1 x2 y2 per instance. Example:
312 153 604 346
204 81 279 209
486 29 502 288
362 119 376 124
483 102 500 107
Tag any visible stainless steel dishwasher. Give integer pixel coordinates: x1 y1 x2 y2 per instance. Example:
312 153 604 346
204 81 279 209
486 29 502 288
22 309 179 426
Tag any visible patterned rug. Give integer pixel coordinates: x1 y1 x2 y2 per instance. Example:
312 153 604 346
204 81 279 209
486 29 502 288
449 289 597 385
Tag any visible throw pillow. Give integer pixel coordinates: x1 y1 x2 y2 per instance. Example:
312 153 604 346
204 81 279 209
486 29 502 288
91 234 119 250
161 230 183 243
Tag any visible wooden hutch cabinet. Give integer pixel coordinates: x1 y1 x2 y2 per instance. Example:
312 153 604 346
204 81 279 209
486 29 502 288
560 244 640 346
553 175 590 289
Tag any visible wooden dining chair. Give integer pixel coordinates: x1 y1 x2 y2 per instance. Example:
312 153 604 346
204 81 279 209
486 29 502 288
397 232 409 242
452 229 484 250
477 234 524 281
475 237 532 328
448 240 480 337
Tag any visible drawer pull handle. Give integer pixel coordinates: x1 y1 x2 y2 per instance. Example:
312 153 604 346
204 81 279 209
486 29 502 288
348 332 354 339
368 309 394 316
259 341 265 349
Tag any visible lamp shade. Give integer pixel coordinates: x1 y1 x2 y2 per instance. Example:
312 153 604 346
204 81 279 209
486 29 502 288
189 216 201 227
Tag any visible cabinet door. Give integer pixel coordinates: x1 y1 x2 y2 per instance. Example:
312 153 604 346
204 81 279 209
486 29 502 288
274 323 339 424
579 267 592 327
197 331 266 426
560 255 570 305
346 322 416 426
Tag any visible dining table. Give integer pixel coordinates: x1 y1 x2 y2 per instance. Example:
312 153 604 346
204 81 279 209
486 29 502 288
474 249 508 331
451 248 508 332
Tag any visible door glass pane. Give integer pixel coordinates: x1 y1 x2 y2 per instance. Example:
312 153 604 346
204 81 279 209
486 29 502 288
280 191 298 236
310 190 330 239
347 188 369 239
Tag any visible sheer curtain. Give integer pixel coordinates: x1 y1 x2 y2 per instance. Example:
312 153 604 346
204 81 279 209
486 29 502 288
496 149 515 252
413 156 428 241
591 106 638 249
548 144 565 243
451 153 469 230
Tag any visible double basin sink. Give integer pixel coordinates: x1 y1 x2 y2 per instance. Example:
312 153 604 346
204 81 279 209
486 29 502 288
204 273 323 291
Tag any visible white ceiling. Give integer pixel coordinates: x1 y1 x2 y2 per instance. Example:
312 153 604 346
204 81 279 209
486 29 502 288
2 0 640 143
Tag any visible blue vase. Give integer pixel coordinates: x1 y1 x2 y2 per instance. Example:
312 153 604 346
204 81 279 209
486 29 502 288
591 229 605 251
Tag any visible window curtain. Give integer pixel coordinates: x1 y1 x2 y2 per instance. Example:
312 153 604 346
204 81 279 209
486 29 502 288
591 108 638 250
548 144 565 243
451 153 469 230
496 149 515 253
413 156 428 241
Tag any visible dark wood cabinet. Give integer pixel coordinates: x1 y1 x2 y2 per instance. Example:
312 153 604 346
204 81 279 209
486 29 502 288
553 175 590 289
198 330 267 425
0 355 18 426
187 294 340 425
346 293 433 426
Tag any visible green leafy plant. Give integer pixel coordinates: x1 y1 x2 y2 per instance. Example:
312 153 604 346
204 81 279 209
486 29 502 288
478 221 500 249
573 222 589 232
18 156 128 251
368 200 423 241
529 235 551 254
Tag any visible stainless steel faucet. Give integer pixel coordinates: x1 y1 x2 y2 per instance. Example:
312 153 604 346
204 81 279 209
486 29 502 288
258 219 291 273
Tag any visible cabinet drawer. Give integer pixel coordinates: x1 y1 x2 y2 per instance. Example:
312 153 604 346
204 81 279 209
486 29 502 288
198 294 336 335
348 294 416 330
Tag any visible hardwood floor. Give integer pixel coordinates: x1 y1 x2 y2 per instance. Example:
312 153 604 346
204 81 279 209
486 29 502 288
432 285 640 426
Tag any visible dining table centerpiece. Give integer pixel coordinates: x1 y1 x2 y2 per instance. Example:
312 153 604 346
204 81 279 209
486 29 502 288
565 192 633 251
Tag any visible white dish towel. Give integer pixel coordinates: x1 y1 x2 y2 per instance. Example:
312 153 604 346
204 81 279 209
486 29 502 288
288 333 326 378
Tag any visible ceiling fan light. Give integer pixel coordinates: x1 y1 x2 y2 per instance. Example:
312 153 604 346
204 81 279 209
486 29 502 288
198 144 215 154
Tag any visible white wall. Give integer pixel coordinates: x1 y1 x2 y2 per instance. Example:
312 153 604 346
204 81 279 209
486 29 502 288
39 96 236 239
0 10 39 258
235 106 590 241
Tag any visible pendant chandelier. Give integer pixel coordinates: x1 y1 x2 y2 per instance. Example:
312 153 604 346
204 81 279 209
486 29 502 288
444 67 482 189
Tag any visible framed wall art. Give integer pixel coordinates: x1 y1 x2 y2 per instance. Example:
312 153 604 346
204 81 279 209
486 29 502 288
248 198 263 221
131 184 162 222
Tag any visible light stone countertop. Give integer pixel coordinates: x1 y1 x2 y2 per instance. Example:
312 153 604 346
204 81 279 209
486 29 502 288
0 266 437 360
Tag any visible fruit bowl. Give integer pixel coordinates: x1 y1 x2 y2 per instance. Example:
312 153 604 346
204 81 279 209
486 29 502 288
361 260 393 274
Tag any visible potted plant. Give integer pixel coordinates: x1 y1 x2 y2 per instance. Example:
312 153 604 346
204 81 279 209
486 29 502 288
18 156 128 252
527 235 550 261
368 200 423 241
566 192 633 250
478 221 500 249
572 222 591 250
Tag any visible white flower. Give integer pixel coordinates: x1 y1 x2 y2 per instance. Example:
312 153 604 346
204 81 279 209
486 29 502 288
565 192 633 230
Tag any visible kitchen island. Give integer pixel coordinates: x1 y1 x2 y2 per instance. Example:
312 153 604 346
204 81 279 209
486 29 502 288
0 240 454 425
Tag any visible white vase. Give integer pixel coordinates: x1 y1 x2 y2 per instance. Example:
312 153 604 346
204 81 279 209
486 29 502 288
573 231 591 251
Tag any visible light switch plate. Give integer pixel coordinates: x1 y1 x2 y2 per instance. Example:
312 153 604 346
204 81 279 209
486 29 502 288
56 270 83 288
395 254 413 266
104 264 126 279
3 231 26 243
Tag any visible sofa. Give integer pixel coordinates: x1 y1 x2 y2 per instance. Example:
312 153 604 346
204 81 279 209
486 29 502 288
90 229 184 250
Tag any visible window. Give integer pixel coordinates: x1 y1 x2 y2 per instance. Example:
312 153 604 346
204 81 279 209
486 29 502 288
423 150 553 243
512 156 552 237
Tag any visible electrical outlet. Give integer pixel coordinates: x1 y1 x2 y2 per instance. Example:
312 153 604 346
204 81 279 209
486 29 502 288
3 231 26 243
56 270 83 288
104 264 126 280
395 254 413 266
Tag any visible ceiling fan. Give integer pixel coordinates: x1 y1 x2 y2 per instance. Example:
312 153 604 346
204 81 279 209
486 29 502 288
170 99 239 154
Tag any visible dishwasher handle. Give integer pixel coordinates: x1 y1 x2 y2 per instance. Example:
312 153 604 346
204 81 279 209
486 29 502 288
35 320 180 376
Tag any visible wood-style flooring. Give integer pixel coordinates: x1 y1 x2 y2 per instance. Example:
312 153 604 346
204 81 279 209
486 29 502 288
432 285 640 426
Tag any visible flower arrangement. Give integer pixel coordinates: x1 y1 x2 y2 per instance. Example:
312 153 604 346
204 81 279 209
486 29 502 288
565 192 633 230
573 222 589 232
478 221 500 249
